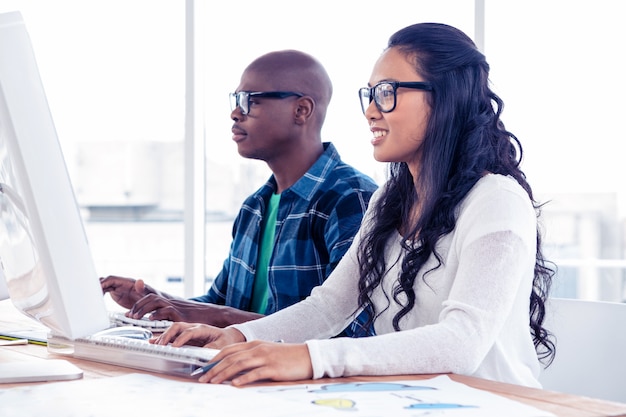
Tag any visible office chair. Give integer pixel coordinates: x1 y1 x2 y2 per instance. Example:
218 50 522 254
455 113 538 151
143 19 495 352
539 297 626 404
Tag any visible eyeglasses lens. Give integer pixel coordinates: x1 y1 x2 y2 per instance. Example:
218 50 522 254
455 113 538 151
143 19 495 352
230 92 249 115
229 93 237 112
359 83 396 114
359 88 372 114
375 83 395 112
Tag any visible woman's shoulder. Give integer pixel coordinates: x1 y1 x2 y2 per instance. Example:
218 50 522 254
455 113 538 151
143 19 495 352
457 174 536 242
465 174 530 206
473 173 526 193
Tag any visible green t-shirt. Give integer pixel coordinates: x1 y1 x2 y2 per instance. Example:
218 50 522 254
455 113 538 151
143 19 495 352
250 193 280 314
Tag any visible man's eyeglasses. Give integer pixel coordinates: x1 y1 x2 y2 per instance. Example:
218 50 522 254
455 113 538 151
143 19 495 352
358 81 433 114
229 91 304 115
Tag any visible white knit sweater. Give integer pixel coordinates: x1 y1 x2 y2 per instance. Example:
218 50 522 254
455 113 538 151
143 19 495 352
232 174 542 388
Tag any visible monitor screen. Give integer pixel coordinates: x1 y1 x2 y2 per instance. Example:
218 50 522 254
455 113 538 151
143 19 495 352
0 11 110 339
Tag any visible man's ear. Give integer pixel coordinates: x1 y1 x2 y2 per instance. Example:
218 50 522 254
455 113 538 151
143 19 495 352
294 96 315 125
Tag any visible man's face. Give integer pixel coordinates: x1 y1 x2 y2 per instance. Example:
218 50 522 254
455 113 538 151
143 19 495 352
229 69 300 163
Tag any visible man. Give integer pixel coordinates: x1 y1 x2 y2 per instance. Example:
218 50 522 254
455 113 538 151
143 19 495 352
101 50 377 329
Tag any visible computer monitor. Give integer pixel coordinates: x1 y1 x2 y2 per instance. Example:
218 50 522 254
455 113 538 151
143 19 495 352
0 11 110 340
0 268 9 301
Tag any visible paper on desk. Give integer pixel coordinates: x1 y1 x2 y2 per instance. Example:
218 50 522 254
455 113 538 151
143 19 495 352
0 373 554 417
244 375 556 417
0 373 334 417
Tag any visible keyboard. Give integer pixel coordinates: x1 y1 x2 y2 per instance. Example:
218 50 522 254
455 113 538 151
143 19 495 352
109 311 173 332
48 333 219 378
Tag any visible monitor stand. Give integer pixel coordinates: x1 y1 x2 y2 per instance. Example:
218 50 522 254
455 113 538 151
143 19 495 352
0 359 83 383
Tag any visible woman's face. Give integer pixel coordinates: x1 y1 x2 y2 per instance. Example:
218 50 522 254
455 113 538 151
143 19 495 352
364 47 431 177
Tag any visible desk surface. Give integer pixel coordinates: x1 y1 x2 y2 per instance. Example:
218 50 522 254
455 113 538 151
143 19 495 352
1 300 626 417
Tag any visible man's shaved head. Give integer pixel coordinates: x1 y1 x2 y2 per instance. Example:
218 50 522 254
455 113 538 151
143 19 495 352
243 50 333 126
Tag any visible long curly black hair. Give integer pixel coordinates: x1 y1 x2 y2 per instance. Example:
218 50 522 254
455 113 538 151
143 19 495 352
356 23 555 365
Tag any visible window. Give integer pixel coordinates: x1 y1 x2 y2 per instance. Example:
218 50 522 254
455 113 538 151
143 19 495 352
4 0 623 303
485 0 626 301
2 1 187 299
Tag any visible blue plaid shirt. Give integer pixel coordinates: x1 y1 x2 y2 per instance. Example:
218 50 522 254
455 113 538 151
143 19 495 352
192 143 377 333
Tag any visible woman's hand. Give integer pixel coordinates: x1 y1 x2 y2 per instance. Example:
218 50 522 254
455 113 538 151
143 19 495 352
199 341 313 386
150 322 245 349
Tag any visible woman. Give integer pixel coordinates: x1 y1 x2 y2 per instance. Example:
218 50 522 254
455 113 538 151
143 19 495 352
153 22 555 388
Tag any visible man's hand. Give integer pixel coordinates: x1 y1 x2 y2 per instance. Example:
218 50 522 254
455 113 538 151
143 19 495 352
100 276 157 310
101 276 264 327
129 296 264 327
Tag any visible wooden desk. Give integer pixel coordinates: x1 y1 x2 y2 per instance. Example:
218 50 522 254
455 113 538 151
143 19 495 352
2 300 626 417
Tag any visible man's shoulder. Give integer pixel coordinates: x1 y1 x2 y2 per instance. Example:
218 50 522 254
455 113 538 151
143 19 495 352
325 161 378 193
311 164 377 215
320 142 377 189
288 143 377 202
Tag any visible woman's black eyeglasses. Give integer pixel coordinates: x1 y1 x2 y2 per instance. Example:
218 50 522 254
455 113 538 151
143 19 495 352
229 91 303 115
358 81 432 114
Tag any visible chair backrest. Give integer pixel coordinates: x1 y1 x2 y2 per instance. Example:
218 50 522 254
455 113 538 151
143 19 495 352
539 297 626 403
